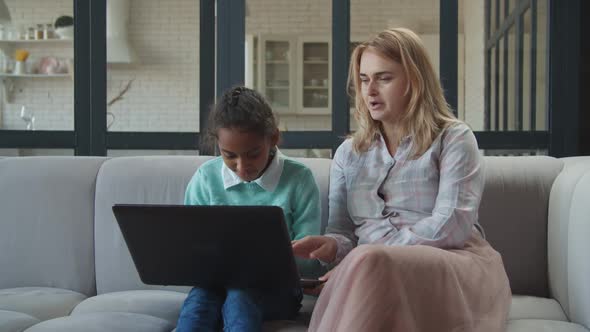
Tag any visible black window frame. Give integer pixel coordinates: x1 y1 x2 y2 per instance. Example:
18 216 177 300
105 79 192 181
0 0 581 157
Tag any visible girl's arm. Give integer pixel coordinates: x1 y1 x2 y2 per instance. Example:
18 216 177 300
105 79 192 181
291 167 325 278
184 168 211 206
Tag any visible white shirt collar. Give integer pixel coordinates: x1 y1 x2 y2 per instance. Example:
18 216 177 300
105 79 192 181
221 148 284 192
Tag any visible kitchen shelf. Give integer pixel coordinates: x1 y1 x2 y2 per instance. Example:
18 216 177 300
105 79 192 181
0 39 72 43
0 73 70 78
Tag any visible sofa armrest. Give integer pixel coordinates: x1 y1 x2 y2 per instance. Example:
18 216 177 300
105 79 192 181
549 157 590 328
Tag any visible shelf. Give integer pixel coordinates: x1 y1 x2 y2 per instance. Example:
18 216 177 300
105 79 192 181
0 39 72 43
266 86 289 90
0 73 70 78
303 86 328 89
265 61 289 64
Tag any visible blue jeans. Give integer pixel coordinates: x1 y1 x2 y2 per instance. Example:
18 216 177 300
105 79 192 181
176 287 302 332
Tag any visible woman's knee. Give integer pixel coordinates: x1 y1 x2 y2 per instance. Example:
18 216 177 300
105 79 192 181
345 245 393 271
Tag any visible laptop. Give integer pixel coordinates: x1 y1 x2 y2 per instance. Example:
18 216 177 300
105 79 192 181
112 204 304 291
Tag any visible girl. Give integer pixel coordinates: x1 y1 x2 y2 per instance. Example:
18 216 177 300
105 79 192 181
176 87 322 332
293 28 511 331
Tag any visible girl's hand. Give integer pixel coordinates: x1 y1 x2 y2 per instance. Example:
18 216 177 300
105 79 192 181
292 235 338 263
302 269 334 296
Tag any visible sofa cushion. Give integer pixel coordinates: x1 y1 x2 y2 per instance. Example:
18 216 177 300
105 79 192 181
23 312 174 332
478 156 563 297
0 310 40 332
291 157 331 233
548 157 590 328
0 287 86 321
509 295 568 321
0 157 106 296
94 156 207 294
71 290 186 325
506 319 589 332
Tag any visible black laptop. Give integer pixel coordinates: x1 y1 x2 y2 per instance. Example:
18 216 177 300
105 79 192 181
112 204 303 291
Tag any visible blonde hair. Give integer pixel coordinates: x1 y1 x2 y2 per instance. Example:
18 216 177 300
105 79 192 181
348 28 459 158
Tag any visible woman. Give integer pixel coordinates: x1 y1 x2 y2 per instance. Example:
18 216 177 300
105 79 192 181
292 28 511 331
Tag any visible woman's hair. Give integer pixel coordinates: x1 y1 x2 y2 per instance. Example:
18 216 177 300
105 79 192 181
348 27 459 158
203 86 278 151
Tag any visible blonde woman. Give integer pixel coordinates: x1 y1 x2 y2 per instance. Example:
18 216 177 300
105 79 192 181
292 28 511 331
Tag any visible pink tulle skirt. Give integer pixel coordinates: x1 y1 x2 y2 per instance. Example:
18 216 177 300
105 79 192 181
309 232 511 332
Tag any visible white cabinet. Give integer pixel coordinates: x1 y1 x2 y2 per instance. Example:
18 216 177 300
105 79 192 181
247 34 331 115
256 35 296 113
298 37 331 114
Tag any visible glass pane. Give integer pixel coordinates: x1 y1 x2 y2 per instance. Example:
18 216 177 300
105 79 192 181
498 37 504 130
106 0 199 132
245 0 332 132
507 25 516 130
349 0 440 131
281 148 331 159
522 9 531 131
302 42 329 110
0 148 73 156
490 0 496 37
264 40 291 110
107 149 198 157
0 1 74 130
459 0 485 131
535 0 548 130
490 46 496 130
508 0 515 14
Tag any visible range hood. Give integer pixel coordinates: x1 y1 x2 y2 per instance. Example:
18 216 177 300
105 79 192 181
107 0 138 63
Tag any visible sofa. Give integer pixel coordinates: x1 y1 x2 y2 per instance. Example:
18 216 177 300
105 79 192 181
0 154 589 332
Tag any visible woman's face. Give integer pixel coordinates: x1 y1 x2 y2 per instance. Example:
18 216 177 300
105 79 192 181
217 127 278 182
359 47 410 125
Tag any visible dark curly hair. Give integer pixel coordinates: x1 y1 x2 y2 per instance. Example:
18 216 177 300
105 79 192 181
203 86 279 152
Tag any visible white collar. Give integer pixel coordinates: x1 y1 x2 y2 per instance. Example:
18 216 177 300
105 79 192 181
221 148 284 192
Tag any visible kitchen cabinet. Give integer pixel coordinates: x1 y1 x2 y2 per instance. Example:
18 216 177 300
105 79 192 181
299 37 331 114
246 35 369 116
258 35 295 113
247 34 331 115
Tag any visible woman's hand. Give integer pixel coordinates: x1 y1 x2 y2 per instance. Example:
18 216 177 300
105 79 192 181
303 269 334 296
292 235 338 263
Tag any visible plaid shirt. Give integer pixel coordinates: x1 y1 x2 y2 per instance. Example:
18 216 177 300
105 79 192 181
326 122 485 264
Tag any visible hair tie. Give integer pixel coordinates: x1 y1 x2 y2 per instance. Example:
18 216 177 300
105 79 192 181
230 87 243 107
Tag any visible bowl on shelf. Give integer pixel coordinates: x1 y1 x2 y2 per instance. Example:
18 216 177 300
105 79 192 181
55 26 74 40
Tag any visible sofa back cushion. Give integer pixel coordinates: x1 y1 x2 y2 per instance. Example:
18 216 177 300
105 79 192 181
94 156 206 294
479 156 563 297
94 155 332 294
291 157 331 233
0 157 106 296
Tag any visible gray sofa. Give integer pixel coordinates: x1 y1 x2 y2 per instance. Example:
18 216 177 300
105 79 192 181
0 155 589 332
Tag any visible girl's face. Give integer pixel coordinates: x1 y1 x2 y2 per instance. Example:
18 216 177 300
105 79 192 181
359 47 410 126
217 127 278 182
